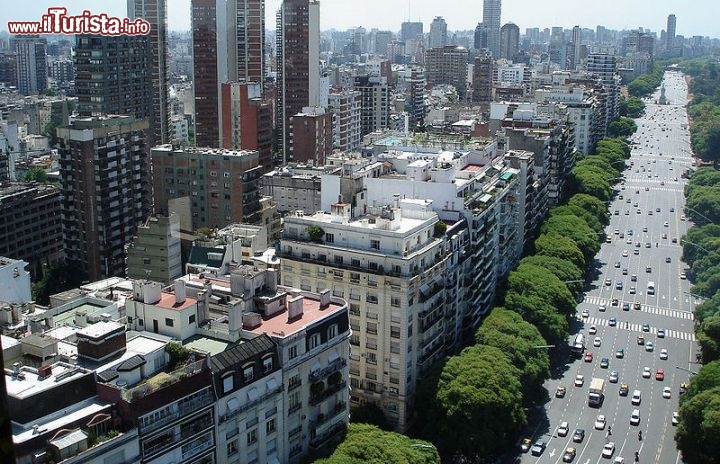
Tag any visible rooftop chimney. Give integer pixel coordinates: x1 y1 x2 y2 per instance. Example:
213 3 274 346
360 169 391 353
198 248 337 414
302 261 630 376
174 279 187 304
287 295 304 321
242 312 262 330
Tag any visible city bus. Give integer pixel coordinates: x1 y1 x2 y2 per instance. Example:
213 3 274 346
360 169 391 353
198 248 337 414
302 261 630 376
570 334 585 357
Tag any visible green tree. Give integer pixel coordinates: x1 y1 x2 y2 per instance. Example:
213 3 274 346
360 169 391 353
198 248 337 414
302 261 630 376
620 95 646 118
534 233 586 270
569 167 612 201
686 185 720 224
32 261 87 306
540 214 600 263
507 263 576 318
504 291 569 343
349 403 391 431
695 293 720 324
22 166 48 183
520 255 583 296
475 307 550 401
568 193 610 225
698 315 720 363
683 361 720 401
675 386 720 464
608 117 638 138
316 423 440 464
421 345 525 459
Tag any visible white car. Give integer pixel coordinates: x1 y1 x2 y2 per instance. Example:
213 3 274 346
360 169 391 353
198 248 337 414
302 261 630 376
581 309 590 318
672 411 679 425
589 326 597 335
602 442 615 458
594 414 607 430
642 367 651 378
594 337 602 347
558 421 569 437
630 409 641 426
622 250 629 257
660 348 668 360
663 387 672 398
575 374 585 387
645 342 654 352
680 272 687 279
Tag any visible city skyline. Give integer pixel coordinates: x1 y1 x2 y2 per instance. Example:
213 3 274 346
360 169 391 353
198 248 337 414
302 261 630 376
0 0 718 38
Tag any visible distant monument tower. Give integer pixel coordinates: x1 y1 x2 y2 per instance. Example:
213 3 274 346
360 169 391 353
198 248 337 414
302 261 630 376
658 83 668 105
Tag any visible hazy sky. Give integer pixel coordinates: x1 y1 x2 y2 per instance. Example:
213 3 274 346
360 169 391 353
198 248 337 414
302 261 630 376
1 0 716 38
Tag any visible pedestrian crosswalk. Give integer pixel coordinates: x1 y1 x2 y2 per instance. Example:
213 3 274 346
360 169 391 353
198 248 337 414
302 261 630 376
582 295 695 320
581 316 696 341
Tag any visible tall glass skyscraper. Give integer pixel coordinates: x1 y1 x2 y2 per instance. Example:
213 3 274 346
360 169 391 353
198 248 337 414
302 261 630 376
483 0 501 57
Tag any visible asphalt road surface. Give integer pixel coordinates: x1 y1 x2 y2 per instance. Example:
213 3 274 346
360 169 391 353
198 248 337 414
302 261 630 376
518 71 699 464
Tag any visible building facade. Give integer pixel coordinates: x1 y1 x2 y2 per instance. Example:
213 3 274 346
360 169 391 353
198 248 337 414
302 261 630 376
14 35 47 95
126 213 183 285
57 116 151 281
482 0 502 57
425 46 469 99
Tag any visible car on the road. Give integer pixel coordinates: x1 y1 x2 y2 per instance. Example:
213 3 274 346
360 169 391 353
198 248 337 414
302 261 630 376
622 250 628 257
634 301 641 310
611 298 619 306
614 457 625 464
642 367 651 378
609 371 619 383
681 214 686 221
589 326 597 334
666 257 672 263
656 368 665 381
663 387 672 398
662 233 668 239
616 281 623 290
556 386 567 398
680 383 689 394
563 447 577 463
616 348 624 358
637 335 645 345
581 309 590 318
572 428 585 443
605 278 612 286
632 390 642 405
619 383 629 396
630 409 641 426
614 261 621 268
602 442 615 458
646 266 652 273
631 274 638 282
622 268 628 275
660 348 668 360
643 226 648 232
530 439 546 456
558 421 569 437
642 324 650 332
599 305 607 312
575 374 585 387
634 249 640 255
629 286 636 294
672 237 678 243
584 352 594 362
600 358 609 368
680 272 687 279
645 342 654 352
664 221 669 227
594 337 602 347
594 414 607 430
657 328 665 338
609 317 617 326
645 242 652 248
672 411 680 425
622 302 630 311
521 437 532 452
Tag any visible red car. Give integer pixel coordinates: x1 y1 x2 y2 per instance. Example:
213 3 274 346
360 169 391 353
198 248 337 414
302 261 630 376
584 352 594 362
656 369 665 381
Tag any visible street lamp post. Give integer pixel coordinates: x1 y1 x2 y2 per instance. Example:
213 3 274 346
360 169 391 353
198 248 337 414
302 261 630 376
676 366 698 376
685 206 715 224
681 239 710 254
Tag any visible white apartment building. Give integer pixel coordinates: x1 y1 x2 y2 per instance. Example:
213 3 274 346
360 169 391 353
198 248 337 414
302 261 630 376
328 90 362 152
0 257 31 305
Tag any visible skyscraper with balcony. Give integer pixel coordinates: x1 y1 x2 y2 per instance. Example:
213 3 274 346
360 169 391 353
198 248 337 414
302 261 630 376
74 34 153 140
14 35 47 95
482 0 501 57
276 0 321 163
57 116 151 281
425 46 469 99
127 0 171 146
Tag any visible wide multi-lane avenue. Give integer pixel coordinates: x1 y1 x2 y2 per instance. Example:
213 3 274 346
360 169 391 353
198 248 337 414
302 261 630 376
519 70 699 464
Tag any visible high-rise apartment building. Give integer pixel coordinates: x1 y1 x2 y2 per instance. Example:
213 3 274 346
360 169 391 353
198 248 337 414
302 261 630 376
425 46 469 99
74 34 152 138
57 116 151 281
151 145 263 230
220 81 273 171
289 107 333 165
482 0 502 57
472 55 494 103
0 184 63 278
499 22 519 61
126 213 182 284
429 17 448 49
14 35 47 95
408 67 426 129
192 0 266 148
328 90 362 152
128 0 171 146
474 23 488 50
666 14 677 51
587 53 621 133
353 75 391 136
400 21 423 42
571 25 582 69
276 0 321 163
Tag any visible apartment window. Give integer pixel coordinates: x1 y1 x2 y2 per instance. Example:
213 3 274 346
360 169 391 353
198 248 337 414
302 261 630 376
223 172 230 178
165 318 174 327
243 365 254 383
247 428 257 445
143 257 151 265
309 333 321 349
325 233 334 243
366 352 377 364
350 334 360 346
288 374 301 390
227 439 239 457
368 261 378 270
370 239 380 249
351 258 361 267
328 324 338 339
189 314 196 324
366 322 378 335
288 390 301 411
366 294 378 304
223 375 234 393
391 296 401 307
266 419 276 434
334 255 343 265
288 344 298 360
391 326 401 339
263 357 273 373
392 264 402 274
